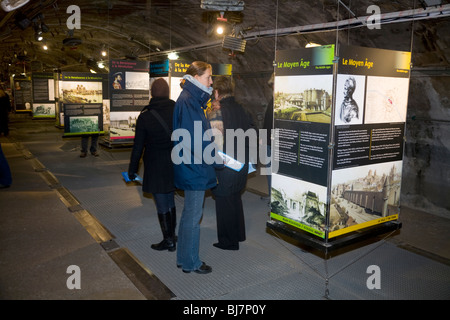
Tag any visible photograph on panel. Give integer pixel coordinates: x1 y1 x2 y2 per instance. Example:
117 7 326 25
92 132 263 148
274 75 333 124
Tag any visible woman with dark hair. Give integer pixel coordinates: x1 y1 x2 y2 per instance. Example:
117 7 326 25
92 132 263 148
172 61 219 274
128 78 177 252
209 76 253 250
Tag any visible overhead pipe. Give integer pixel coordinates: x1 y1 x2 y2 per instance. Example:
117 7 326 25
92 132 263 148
140 4 450 59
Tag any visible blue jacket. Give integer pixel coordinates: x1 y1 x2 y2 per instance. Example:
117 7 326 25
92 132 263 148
172 78 218 191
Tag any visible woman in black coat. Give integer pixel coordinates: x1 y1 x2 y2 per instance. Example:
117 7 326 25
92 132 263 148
209 76 253 250
128 78 177 251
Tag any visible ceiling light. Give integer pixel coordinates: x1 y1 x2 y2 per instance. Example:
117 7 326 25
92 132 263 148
216 26 224 35
42 44 48 50
305 42 321 48
97 61 105 68
101 50 107 57
35 31 43 41
168 52 179 60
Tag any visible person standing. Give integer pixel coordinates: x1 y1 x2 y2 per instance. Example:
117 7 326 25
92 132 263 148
172 61 218 274
209 76 253 250
128 78 177 251
0 87 11 137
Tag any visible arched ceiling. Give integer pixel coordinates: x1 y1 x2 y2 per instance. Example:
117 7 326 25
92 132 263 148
0 0 449 80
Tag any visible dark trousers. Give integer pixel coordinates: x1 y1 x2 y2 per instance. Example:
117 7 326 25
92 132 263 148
214 191 246 249
0 144 12 187
81 134 99 153
153 192 175 213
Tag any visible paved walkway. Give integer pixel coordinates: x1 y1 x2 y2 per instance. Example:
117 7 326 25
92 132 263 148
1 115 449 301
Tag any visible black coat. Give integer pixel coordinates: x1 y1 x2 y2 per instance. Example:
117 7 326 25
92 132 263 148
212 96 253 197
128 97 175 194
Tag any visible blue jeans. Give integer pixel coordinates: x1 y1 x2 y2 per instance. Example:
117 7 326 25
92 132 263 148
176 190 205 271
153 192 175 213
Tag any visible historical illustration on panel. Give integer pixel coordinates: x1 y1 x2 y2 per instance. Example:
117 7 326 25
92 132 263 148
271 173 328 233
334 74 365 126
274 75 333 124
330 160 402 233
60 81 103 104
364 76 409 124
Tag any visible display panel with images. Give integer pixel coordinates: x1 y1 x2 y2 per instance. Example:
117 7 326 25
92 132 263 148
268 45 410 247
60 72 106 136
32 72 55 118
13 78 32 112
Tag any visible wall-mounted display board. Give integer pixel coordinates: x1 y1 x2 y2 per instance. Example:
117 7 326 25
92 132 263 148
60 72 108 137
31 72 55 119
105 59 150 145
267 44 409 252
12 76 33 112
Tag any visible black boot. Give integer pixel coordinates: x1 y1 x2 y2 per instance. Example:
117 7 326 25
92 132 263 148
169 207 177 241
151 212 176 252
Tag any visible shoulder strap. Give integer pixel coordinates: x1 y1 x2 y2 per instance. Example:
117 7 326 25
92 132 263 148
149 109 171 136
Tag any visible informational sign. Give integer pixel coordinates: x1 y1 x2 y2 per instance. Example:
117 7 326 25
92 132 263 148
269 45 410 241
32 72 55 119
61 72 107 136
108 59 150 142
270 45 334 238
12 76 33 112
329 45 410 239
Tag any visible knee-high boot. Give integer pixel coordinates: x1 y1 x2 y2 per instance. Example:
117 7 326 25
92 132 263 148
151 212 176 252
169 207 177 241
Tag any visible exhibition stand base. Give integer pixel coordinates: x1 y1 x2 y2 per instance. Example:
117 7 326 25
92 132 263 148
266 219 402 257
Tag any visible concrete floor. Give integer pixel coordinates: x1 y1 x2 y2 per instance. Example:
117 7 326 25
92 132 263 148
1 114 449 301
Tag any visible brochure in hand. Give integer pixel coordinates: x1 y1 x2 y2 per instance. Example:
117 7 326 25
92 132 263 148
218 151 256 174
122 171 143 183
218 151 244 172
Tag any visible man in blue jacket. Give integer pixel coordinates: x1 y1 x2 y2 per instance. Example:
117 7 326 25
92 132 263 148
172 61 220 274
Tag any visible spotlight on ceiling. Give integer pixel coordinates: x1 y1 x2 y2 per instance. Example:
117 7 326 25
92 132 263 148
35 30 43 41
168 52 179 60
222 35 246 53
305 42 321 48
216 25 225 35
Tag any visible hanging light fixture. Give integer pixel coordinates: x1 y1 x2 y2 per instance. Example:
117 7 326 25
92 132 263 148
168 52 179 60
